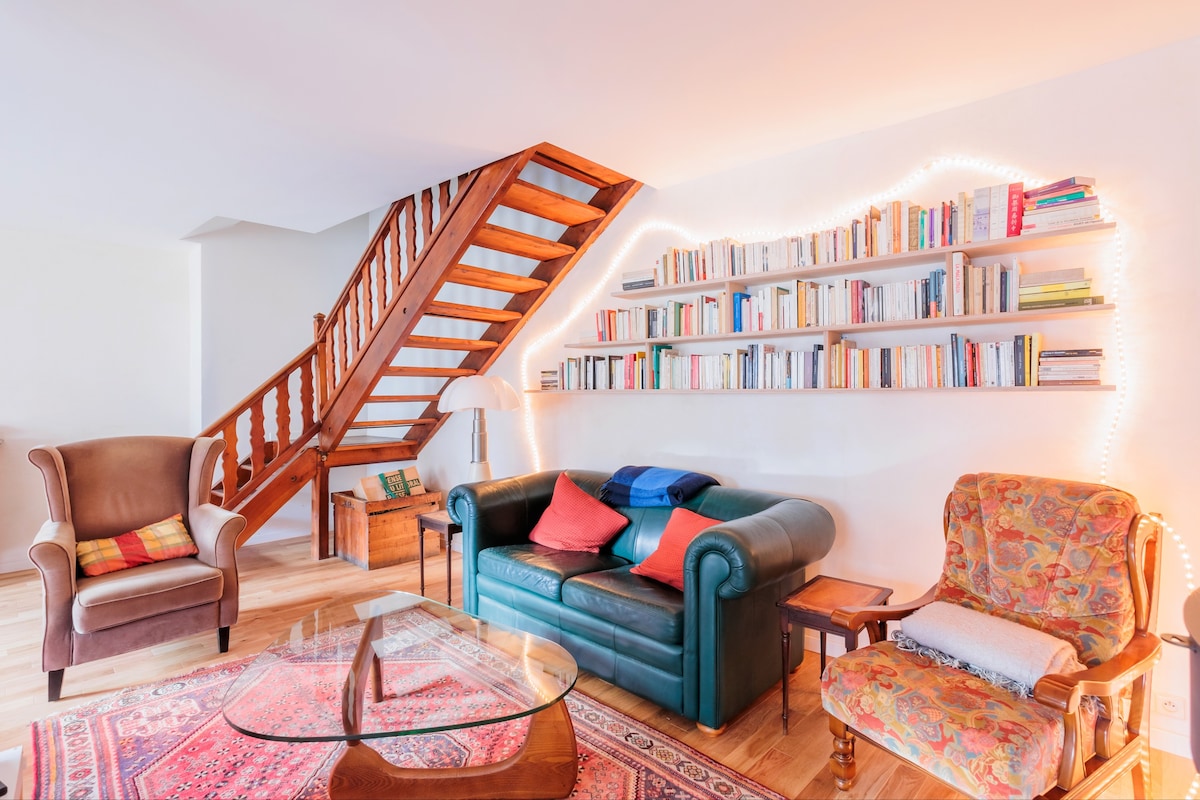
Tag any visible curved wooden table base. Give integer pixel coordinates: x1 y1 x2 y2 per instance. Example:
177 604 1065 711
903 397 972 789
328 697 579 800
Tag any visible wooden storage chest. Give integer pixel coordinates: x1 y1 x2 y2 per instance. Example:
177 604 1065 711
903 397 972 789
333 490 443 570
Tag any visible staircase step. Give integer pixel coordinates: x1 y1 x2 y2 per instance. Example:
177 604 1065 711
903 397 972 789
406 335 499 351
473 224 575 261
447 264 548 294
501 179 606 226
426 300 523 323
364 394 440 403
382 366 476 378
326 437 419 468
349 419 435 429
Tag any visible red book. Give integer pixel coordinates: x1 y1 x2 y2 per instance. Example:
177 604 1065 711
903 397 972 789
1006 182 1024 237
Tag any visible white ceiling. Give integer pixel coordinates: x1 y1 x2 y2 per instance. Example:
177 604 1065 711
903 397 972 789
4 1 1200 250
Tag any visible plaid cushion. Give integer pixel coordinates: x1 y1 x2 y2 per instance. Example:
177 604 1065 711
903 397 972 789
76 513 198 577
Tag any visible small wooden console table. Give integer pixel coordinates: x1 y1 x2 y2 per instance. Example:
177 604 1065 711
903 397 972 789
416 509 462 606
776 575 893 734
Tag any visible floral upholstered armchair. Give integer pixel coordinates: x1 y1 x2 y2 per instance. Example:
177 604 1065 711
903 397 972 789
821 473 1162 799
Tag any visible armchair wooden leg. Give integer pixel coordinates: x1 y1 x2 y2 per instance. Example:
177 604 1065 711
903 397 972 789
828 714 857 791
48 669 64 702
218 626 230 653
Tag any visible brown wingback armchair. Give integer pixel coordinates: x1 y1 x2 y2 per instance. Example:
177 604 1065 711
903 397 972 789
28 435 246 700
821 472 1162 799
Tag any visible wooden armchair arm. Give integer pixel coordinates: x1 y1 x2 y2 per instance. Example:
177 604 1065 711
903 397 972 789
830 585 937 630
1033 632 1162 713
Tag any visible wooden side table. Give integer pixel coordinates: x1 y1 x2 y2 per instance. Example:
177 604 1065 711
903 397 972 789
416 509 462 606
776 574 893 733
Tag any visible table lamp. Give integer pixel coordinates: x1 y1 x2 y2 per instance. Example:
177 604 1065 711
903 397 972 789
437 374 520 481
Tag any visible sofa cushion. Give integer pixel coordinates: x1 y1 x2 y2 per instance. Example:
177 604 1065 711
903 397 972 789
630 507 720 590
478 544 629 601
529 473 628 552
562 565 685 644
73 558 224 634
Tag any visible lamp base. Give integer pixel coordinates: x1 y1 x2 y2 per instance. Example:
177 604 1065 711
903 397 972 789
467 461 492 482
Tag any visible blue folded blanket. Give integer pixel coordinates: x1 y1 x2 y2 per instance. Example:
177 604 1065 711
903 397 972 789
599 465 718 507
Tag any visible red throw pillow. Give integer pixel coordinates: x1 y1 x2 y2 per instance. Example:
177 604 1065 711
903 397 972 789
529 473 629 553
630 507 720 590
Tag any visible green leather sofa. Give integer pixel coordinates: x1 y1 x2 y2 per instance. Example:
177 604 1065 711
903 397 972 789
447 469 836 732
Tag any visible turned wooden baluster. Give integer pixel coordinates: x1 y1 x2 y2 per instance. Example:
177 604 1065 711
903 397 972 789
275 374 291 451
360 259 374 335
404 196 417 277
220 421 239 500
249 397 266 476
374 236 387 313
302 343 319 426
420 186 434 244
388 208 403 293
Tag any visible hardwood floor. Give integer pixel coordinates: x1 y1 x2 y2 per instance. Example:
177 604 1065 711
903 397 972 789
1 536 1194 799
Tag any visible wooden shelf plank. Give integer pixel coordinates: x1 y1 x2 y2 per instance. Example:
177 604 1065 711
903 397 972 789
528 385 1116 395
564 304 1114 349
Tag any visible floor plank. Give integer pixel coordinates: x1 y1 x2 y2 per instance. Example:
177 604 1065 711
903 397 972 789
0 536 1193 799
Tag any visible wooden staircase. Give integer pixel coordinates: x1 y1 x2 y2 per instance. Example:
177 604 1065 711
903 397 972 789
200 143 641 557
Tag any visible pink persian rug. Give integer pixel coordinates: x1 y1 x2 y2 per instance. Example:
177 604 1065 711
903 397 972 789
31 657 783 799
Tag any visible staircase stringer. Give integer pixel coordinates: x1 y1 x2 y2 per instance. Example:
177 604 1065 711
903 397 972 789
316 170 481 422
316 149 534 451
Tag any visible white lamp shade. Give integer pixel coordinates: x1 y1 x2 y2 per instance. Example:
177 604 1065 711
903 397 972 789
437 375 521 412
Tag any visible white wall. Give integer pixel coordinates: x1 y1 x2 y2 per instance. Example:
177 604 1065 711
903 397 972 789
0 229 192 572
419 38 1200 756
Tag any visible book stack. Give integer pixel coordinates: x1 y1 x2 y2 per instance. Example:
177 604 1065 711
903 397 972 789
621 268 657 291
1020 177 1100 233
540 369 560 391
1037 348 1103 386
1018 267 1104 310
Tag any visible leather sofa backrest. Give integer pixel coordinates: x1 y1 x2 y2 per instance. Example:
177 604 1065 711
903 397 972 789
563 469 789 564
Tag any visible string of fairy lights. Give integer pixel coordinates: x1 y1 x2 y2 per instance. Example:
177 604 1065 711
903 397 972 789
519 154 1194 596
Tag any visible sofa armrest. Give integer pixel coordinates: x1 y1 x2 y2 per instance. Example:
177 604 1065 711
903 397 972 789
684 497 835 598
28 520 78 671
448 470 562 551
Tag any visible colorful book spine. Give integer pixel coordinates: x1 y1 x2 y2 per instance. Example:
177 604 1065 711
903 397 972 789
1006 182 1024 237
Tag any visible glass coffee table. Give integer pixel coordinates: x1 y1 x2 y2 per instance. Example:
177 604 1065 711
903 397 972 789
222 591 579 799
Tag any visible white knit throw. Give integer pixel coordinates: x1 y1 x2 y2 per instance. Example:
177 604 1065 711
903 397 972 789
897 600 1086 696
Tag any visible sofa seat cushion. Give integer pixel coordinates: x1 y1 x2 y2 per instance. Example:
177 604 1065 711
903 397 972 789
478 544 629 602
562 565 685 644
822 640 1098 799
73 558 224 634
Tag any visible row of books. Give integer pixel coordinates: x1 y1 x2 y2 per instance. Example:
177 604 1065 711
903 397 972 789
593 257 1037 342
649 176 1101 287
595 294 726 341
550 336 1102 391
